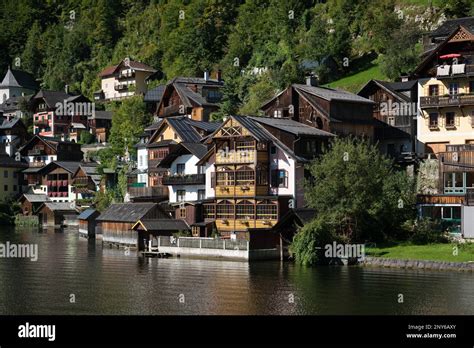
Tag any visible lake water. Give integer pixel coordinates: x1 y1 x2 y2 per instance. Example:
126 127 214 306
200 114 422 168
0 227 472 315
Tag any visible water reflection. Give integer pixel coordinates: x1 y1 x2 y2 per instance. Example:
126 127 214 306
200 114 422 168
0 226 472 315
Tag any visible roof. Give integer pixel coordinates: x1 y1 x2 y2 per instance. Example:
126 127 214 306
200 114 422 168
0 117 24 130
90 110 113 120
358 80 414 103
0 68 39 90
158 142 208 168
18 135 81 154
98 59 156 77
21 194 51 203
144 85 166 103
33 90 72 109
293 208 316 225
0 154 28 168
144 120 163 132
187 119 222 133
37 161 82 175
293 84 374 104
146 139 178 148
96 203 159 223
249 116 335 137
0 95 33 112
42 202 77 212
71 122 86 129
166 117 202 142
133 219 190 231
429 16 474 38
77 209 99 220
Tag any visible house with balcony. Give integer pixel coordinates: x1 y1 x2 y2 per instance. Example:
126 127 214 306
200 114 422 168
71 163 101 208
412 23 474 155
157 142 210 236
137 116 219 202
358 79 418 161
417 144 474 237
154 72 224 121
260 76 375 139
94 58 157 101
0 117 28 157
36 161 83 202
31 90 92 139
197 115 334 248
88 110 113 143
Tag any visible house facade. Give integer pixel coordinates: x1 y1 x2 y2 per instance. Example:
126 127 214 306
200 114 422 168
413 24 474 155
0 117 28 157
260 78 375 139
0 152 28 199
0 67 38 104
95 58 156 101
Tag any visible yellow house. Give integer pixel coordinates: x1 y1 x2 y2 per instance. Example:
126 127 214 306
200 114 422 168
414 25 474 155
0 153 28 200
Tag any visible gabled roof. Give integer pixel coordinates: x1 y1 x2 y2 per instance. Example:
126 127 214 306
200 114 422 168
20 193 51 203
41 202 77 212
0 68 39 90
96 203 160 223
187 119 222 133
166 117 203 142
132 219 190 231
144 120 163 132
292 84 374 104
18 135 80 154
0 95 33 113
248 116 335 138
98 59 157 77
32 90 72 109
0 117 25 130
37 161 82 175
144 84 166 103
90 110 113 120
429 16 474 38
358 80 413 103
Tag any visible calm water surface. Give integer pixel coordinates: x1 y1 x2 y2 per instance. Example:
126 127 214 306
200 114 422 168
0 227 472 315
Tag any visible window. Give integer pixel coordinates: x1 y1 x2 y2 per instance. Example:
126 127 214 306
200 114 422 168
446 112 455 128
274 109 282 118
444 172 466 193
13 185 17 192
203 204 215 219
442 206 461 220
217 201 234 220
429 113 438 128
176 164 185 175
197 165 205 174
449 83 458 95
139 156 142 167
270 146 276 155
4 170 7 178
176 190 185 202
388 116 395 126
177 208 186 218
235 167 254 186
198 189 205 201
3 185 7 192
256 203 277 220
236 201 254 220
271 169 288 188
429 85 439 96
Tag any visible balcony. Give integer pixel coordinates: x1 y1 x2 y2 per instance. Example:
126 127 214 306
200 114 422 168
162 174 205 185
28 149 46 156
215 150 256 164
30 161 46 168
420 94 474 108
114 84 129 91
118 70 135 79
127 186 168 199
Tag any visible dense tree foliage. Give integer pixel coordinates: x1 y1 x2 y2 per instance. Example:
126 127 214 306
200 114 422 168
2 0 468 114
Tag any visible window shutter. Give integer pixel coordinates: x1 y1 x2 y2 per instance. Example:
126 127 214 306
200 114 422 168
271 170 278 188
211 172 216 188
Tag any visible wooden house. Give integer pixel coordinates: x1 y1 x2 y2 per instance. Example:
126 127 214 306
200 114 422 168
71 163 101 207
132 219 190 250
260 78 375 138
358 79 418 160
37 202 78 228
19 193 51 215
154 73 224 121
197 115 334 248
88 110 112 143
36 161 82 202
78 209 101 239
96 203 171 248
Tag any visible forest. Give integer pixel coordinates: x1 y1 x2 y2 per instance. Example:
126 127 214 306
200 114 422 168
1 0 473 118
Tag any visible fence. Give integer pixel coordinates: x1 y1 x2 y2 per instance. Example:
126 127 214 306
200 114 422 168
157 236 249 251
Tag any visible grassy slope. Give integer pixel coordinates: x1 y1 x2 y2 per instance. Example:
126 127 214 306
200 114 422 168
366 243 474 262
325 64 387 93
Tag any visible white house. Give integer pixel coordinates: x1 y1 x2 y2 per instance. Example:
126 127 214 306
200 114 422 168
0 67 38 104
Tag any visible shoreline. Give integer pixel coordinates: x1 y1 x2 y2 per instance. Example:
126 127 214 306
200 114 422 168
360 256 474 272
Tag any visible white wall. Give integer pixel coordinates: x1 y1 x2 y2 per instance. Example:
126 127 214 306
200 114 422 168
205 163 215 199
269 146 296 198
167 154 205 203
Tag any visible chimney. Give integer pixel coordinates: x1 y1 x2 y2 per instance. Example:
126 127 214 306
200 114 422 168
65 84 69 94
306 74 318 87
204 70 210 81
400 75 409 82
217 69 222 82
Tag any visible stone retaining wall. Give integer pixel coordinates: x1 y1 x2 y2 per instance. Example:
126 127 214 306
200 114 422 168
361 257 474 272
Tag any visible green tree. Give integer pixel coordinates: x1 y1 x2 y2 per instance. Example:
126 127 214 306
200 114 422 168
304 137 416 243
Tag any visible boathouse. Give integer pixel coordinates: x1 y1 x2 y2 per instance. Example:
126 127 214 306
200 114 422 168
96 203 170 248
19 194 51 215
132 218 190 250
77 209 100 239
37 202 78 228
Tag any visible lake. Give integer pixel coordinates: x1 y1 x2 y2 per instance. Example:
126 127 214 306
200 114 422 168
0 226 472 315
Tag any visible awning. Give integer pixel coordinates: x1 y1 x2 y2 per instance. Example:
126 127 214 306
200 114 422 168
439 54 461 59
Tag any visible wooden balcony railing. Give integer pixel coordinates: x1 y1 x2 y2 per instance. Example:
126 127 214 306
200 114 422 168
127 186 168 198
28 149 46 156
162 174 205 186
420 94 474 108
215 150 256 164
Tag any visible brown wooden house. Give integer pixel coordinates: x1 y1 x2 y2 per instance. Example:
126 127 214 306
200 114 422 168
37 202 78 227
154 73 224 121
260 78 375 138
18 193 51 215
78 208 101 238
36 161 82 201
88 110 112 143
96 203 171 248
132 218 190 250
19 135 83 167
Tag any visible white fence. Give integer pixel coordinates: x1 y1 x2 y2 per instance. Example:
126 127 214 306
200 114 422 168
158 236 249 251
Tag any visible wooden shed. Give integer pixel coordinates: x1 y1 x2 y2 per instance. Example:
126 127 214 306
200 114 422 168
77 209 101 239
37 202 78 228
96 203 170 248
132 219 190 251
19 194 51 215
